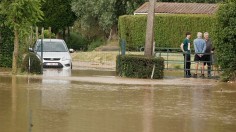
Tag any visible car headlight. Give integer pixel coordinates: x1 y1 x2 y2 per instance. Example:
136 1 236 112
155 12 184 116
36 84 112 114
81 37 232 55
62 57 70 61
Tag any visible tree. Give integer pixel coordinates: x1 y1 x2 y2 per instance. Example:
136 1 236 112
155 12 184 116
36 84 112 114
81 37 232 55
0 0 43 74
38 0 77 39
71 0 116 39
71 0 146 39
215 0 236 81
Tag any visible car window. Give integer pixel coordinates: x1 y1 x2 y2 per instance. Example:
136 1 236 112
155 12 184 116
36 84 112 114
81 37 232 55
35 41 68 52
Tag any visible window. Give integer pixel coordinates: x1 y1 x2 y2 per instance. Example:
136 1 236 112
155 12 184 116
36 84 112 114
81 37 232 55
36 41 68 52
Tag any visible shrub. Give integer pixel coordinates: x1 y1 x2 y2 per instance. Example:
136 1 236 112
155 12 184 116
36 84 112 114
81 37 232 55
21 53 42 74
88 38 105 51
118 14 216 50
215 1 236 81
67 32 88 51
39 30 56 39
116 55 164 79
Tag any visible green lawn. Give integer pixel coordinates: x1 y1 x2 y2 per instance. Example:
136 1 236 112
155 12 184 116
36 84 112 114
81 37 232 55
72 51 120 62
71 51 197 70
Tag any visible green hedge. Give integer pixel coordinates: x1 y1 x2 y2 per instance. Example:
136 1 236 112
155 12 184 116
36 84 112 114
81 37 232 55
21 53 42 74
215 2 236 81
118 14 216 50
116 55 164 79
0 15 14 67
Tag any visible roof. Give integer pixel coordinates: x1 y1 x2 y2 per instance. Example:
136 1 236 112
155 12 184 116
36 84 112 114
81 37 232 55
134 2 219 15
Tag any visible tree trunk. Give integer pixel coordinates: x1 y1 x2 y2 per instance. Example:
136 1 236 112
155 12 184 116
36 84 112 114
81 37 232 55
67 26 70 42
12 27 19 75
144 0 156 56
108 25 118 42
63 28 66 40
68 26 70 38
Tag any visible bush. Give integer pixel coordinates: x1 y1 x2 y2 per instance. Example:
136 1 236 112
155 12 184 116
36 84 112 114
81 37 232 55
118 14 216 50
39 30 56 39
67 32 88 51
88 38 105 51
21 53 42 74
116 55 164 79
215 1 236 81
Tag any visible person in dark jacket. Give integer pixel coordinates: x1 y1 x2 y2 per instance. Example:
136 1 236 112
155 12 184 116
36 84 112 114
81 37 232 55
203 32 213 77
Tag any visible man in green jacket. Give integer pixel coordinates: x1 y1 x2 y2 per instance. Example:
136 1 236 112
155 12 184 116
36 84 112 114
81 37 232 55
180 32 192 78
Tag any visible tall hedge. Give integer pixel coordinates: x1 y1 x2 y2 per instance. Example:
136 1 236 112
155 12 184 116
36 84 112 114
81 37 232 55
215 1 236 81
118 14 217 50
0 15 14 68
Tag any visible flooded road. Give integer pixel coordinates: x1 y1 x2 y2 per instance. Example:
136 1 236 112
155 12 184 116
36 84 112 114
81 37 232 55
0 71 236 132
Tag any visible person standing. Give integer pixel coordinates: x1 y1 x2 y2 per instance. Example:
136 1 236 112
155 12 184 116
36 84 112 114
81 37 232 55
180 32 191 78
203 32 213 77
193 32 206 78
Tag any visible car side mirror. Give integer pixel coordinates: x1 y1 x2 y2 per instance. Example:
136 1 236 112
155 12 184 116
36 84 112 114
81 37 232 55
69 48 74 53
29 48 34 52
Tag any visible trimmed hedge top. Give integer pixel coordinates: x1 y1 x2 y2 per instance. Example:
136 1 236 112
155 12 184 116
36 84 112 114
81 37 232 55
116 55 164 79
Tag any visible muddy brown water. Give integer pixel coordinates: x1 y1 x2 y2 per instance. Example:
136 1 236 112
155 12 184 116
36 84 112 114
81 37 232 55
0 70 236 132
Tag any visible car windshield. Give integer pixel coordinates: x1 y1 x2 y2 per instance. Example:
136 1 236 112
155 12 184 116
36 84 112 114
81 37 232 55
35 41 68 52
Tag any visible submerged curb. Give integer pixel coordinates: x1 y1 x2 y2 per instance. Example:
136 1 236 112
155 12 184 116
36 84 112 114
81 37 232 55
0 73 218 86
42 76 218 86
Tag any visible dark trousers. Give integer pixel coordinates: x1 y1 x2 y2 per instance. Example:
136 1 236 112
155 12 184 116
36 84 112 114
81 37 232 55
184 54 191 76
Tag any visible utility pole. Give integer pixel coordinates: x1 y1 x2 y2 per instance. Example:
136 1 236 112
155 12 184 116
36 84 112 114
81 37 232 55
144 0 156 56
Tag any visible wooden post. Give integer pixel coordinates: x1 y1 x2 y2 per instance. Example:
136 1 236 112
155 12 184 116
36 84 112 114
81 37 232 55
41 27 44 39
49 27 51 39
144 0 156 56
36 27 38 40
41 27 44 74
30 26 33 47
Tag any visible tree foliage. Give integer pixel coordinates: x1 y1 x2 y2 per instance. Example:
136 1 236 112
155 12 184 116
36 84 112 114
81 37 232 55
215 1 236 81
71 0 146 36
0 0 43 32
38 0 76 34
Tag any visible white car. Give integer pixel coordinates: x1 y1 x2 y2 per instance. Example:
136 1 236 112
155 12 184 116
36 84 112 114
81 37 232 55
31 39 73 69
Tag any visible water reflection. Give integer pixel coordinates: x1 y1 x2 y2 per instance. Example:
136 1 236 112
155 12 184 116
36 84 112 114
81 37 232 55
143 87 154 132
71 69 115 77
11 76 17 131
41 69 71 111
0 74 236 132
42 68 71 84
191 87 209 132
8 76 28 132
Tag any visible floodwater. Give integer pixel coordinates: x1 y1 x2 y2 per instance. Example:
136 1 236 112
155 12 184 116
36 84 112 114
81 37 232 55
0 69 236 132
